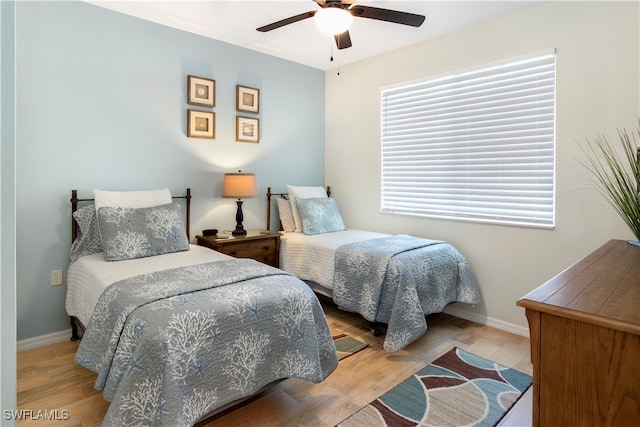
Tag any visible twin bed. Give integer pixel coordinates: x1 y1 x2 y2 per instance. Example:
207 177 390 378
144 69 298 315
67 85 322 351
268 185 482 353
66 188 337 426
66 185 481 426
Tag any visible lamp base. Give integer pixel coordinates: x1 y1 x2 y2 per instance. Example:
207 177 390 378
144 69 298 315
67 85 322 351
232 228 247 237
232 200 247 237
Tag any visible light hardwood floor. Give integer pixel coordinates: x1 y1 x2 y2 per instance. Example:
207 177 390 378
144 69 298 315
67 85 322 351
17 303 532 427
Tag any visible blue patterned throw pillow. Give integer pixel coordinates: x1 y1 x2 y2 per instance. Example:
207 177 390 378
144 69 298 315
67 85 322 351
97 203 189 261
295 197 347 235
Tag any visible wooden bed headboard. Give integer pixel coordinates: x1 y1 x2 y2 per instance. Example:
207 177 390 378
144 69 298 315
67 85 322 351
70 188 192 241
266 186 330 231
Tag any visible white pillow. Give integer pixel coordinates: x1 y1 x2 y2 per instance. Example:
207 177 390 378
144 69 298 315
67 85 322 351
287 185 328 232
93 188 172 211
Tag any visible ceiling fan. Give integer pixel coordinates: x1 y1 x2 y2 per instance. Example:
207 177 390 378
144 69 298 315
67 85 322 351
256 0 426 50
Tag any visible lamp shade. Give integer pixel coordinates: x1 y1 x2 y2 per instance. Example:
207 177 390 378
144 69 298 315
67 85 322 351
314 8 354 35
222 172 257 199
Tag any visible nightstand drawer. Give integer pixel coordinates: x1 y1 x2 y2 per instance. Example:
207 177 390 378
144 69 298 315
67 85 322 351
218 239 277 262
196 231 281 268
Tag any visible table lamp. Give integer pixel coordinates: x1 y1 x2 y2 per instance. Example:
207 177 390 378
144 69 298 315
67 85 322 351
222 171 257 236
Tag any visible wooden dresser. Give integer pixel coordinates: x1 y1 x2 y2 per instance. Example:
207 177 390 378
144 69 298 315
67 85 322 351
517 239 640 426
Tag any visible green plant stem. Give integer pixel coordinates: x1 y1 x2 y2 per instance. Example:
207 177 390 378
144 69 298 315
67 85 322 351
579 122 640 242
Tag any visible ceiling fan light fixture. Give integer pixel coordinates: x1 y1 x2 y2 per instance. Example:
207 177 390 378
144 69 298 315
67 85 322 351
314 8 353 35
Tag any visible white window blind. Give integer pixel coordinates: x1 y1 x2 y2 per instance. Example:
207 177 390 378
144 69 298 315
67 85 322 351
381 50 556 228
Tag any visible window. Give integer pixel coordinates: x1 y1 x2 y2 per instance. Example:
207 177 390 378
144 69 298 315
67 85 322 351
381 50 556 228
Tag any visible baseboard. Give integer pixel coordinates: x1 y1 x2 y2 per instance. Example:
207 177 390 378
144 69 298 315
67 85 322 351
443 306 530 338
17 329 71 352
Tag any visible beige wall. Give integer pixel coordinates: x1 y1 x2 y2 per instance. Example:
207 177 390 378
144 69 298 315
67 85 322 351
324 1 640 335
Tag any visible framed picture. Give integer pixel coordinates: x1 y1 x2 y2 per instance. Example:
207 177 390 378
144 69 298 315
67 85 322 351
236 85 260 113
188 75 215 107
188 109 215 139
236 116 259 143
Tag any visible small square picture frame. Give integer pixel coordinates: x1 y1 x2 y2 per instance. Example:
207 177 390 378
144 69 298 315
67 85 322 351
188 109 215 139
188 75 215 107
236 116 259 143
236 85 260 114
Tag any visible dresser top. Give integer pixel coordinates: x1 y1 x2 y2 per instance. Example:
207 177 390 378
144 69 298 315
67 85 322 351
517 239 640 335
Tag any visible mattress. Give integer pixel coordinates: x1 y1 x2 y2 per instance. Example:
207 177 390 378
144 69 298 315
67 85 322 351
66 244 230 326
279 229 387 290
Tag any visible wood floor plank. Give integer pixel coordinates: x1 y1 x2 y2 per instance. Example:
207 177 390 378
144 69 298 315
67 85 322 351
17 303 532 427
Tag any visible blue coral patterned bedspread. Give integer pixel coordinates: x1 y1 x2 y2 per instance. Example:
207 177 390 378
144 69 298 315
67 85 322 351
75 258 338 426
333 235 481 353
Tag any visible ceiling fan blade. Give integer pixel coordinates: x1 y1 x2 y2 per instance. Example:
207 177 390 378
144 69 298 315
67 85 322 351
256 11 317 32
334 30 352 49
350 5 425 27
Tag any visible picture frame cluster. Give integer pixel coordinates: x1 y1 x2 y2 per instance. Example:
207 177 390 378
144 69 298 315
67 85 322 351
186 76 261 144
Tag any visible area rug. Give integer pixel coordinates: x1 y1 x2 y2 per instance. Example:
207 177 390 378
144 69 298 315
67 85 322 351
337 347 532 427
333 333 368 361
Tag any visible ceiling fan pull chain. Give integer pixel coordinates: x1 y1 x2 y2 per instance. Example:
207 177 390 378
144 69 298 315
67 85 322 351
328 41 341 75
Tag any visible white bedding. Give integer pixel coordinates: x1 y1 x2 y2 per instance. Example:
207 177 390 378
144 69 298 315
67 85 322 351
66 244 230 326
279 229 387 290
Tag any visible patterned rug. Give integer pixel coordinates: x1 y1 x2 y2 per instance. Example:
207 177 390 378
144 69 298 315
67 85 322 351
333 334 368 361
338 347 532 427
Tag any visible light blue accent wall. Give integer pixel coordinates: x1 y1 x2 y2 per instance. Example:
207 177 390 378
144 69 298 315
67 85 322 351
15 1 325 340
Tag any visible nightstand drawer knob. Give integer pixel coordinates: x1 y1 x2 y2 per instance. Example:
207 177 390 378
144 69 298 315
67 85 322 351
231 250 237 256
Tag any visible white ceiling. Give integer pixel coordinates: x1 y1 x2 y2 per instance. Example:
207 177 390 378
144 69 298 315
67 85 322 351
86 0 538 70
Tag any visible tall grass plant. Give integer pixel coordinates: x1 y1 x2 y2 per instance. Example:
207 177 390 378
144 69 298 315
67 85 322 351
579 122 640 243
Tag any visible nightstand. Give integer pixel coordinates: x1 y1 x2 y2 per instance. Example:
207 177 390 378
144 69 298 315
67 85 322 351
196 229 281 268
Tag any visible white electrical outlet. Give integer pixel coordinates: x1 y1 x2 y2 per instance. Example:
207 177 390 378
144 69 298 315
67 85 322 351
51 270 63 286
